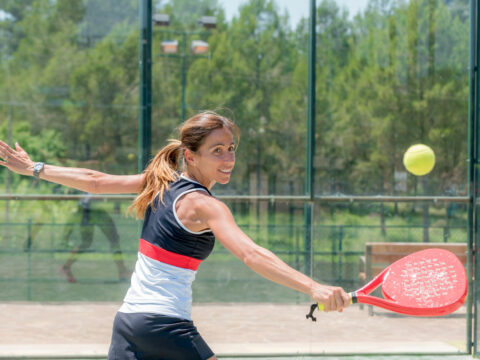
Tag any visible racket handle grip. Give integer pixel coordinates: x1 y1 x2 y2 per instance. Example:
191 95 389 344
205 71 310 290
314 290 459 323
317 292 355 312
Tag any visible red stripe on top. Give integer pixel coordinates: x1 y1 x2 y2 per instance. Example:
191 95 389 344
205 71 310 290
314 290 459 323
138 238 202 271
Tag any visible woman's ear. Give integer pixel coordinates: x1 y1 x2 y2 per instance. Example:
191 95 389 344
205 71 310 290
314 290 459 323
184 149 196 166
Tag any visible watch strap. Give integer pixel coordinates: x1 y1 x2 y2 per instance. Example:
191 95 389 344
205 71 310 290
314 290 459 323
33 162 45 178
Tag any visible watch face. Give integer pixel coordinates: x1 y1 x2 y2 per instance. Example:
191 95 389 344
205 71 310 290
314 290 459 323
33 163 44 175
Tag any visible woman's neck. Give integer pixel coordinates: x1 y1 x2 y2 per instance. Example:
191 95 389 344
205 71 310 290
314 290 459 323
181 171 214 190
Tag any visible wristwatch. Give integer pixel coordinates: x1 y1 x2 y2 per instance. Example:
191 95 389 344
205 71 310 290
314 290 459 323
33 162 45 178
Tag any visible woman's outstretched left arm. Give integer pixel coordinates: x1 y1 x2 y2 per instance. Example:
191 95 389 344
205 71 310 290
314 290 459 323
0 141 143 194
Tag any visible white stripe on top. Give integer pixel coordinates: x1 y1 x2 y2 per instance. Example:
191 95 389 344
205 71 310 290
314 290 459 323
119 252 196 320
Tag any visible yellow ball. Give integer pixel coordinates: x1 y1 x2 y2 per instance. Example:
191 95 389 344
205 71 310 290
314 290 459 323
403 144 435 176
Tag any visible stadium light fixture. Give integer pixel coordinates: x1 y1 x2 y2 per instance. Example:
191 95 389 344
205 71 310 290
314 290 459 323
191 40 209 55
198 16 217 29
153 13 170 27
161 40 178 54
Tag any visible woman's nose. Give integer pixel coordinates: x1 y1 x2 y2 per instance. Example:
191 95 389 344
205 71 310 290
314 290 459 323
225 152 235 163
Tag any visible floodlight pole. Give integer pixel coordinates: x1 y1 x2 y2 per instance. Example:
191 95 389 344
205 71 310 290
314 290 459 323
304 0 316 277
155 28 211 123
1 30 12 247
138 0 153 172
181 32 187 122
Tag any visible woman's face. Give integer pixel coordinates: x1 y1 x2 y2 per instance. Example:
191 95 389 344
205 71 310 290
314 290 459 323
186 127 236 188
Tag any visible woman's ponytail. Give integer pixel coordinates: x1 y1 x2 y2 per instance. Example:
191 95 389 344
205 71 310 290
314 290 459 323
129 139 182 219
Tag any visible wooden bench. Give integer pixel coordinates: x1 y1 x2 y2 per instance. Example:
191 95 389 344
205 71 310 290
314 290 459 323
359 242 468 315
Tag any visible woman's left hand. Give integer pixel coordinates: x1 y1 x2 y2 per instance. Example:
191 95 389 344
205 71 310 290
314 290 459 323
0 141 35 176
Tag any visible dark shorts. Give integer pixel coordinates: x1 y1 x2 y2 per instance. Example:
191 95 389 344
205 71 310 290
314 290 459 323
108 312 215 360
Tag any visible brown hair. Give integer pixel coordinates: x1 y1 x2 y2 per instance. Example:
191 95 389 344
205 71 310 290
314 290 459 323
129 111 240 219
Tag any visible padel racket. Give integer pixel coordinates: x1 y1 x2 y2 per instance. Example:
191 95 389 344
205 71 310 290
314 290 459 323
306 248 467 321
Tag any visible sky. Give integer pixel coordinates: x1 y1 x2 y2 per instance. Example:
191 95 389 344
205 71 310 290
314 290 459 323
219 0 370 27
0 9 11 21
0 1 370 25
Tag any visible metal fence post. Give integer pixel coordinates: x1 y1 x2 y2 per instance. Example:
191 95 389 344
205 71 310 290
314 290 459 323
138 0 152 172
304 203 314 277
26 218 32 301
304 0 316 278
337 225 343 283
467 0 478 352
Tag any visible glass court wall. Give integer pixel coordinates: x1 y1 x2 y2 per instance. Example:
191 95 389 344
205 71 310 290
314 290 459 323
0 0 475 357
0 0 141 302
312 0 471 355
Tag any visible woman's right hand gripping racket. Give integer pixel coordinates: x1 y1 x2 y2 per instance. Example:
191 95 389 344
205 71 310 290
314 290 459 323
306 248 467 321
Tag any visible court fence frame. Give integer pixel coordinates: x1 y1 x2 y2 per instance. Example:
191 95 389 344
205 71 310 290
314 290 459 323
0 193 474 358
0 0 479 357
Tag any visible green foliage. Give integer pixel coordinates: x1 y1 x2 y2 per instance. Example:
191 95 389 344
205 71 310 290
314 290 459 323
0 0 472 304
0 120 65 192
0 0 470 197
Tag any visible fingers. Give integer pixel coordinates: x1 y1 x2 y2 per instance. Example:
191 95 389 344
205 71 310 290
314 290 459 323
342 291 351 307
311 283 351 314
319 287 350 313
15 142 26 153
0 140 12 149
0 148 14 167
0 140 34 175
334 289 344 310
335 288 351 312
0 140 15 159
318 288 336 312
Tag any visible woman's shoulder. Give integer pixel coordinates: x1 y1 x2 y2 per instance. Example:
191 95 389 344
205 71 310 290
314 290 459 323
173 186 222 227
184 190 228 219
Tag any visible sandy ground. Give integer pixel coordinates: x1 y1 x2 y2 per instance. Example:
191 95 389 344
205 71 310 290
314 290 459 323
0 302 469 357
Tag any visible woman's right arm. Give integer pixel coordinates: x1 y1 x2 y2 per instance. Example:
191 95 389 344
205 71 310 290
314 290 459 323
196 194 350 312
0 141 143 194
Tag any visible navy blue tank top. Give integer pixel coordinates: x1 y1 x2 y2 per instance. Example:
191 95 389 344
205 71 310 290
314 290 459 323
120 175 216 319
139 175 216 264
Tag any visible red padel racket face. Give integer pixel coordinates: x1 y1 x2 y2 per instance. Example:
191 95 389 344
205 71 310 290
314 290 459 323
381 248 467 312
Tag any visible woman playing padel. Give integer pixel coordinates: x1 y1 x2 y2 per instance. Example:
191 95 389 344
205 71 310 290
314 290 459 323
0 111 350 360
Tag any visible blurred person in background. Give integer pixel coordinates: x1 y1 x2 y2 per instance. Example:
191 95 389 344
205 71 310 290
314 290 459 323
60 194 130 283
